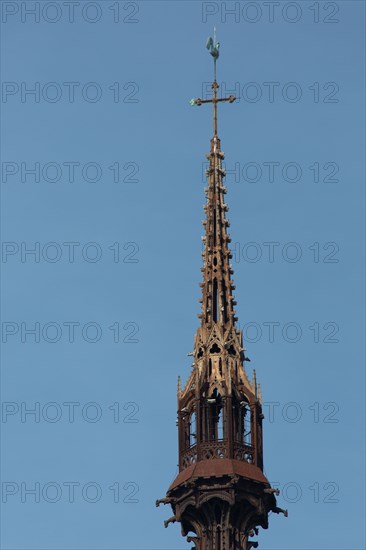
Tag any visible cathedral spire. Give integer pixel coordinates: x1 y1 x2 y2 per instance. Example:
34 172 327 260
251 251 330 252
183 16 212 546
191 29 236 331
158 35 287 550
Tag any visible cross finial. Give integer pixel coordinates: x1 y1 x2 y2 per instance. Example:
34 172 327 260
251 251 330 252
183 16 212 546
190 30 235 137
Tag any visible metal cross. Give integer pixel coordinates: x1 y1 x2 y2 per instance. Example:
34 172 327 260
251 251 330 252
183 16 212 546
190 30 236 137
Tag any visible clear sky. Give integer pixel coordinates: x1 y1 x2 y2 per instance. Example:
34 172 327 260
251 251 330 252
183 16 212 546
1 1 365 549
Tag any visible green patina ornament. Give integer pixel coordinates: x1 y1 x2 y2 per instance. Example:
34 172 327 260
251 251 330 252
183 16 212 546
206 35 220 60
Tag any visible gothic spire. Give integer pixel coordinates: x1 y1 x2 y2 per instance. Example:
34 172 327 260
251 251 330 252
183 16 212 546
191 29 236 331
158 36 286 550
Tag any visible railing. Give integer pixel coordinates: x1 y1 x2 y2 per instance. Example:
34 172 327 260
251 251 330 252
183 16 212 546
199 440 228 460
182 440 228 467
182 445 198 468
182 440 255 469
233 441 254 463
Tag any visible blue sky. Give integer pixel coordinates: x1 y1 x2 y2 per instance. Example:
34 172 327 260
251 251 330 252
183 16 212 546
1 1 365 549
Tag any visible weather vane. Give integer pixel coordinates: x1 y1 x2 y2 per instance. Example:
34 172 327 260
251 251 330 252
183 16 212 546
190 28 236 137
206 26 220 79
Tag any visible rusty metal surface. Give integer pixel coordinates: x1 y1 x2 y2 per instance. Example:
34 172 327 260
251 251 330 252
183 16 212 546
158 36 287 550
168 458 270 492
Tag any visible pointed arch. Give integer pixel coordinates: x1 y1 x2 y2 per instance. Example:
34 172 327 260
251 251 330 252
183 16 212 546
213 278 218 322
203 388 225 442
189 409 197 447
232 394 252 446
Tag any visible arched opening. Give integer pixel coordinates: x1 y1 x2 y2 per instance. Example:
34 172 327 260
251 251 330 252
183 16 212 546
213 278 218 322
221 279 227 323
217 403 224 440
205 389 224 441
189 410 196 447
234 396 252 446
242 402 252 445
213 207 217 245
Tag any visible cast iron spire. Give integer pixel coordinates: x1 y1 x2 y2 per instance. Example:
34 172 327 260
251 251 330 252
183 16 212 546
157 32 287 550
